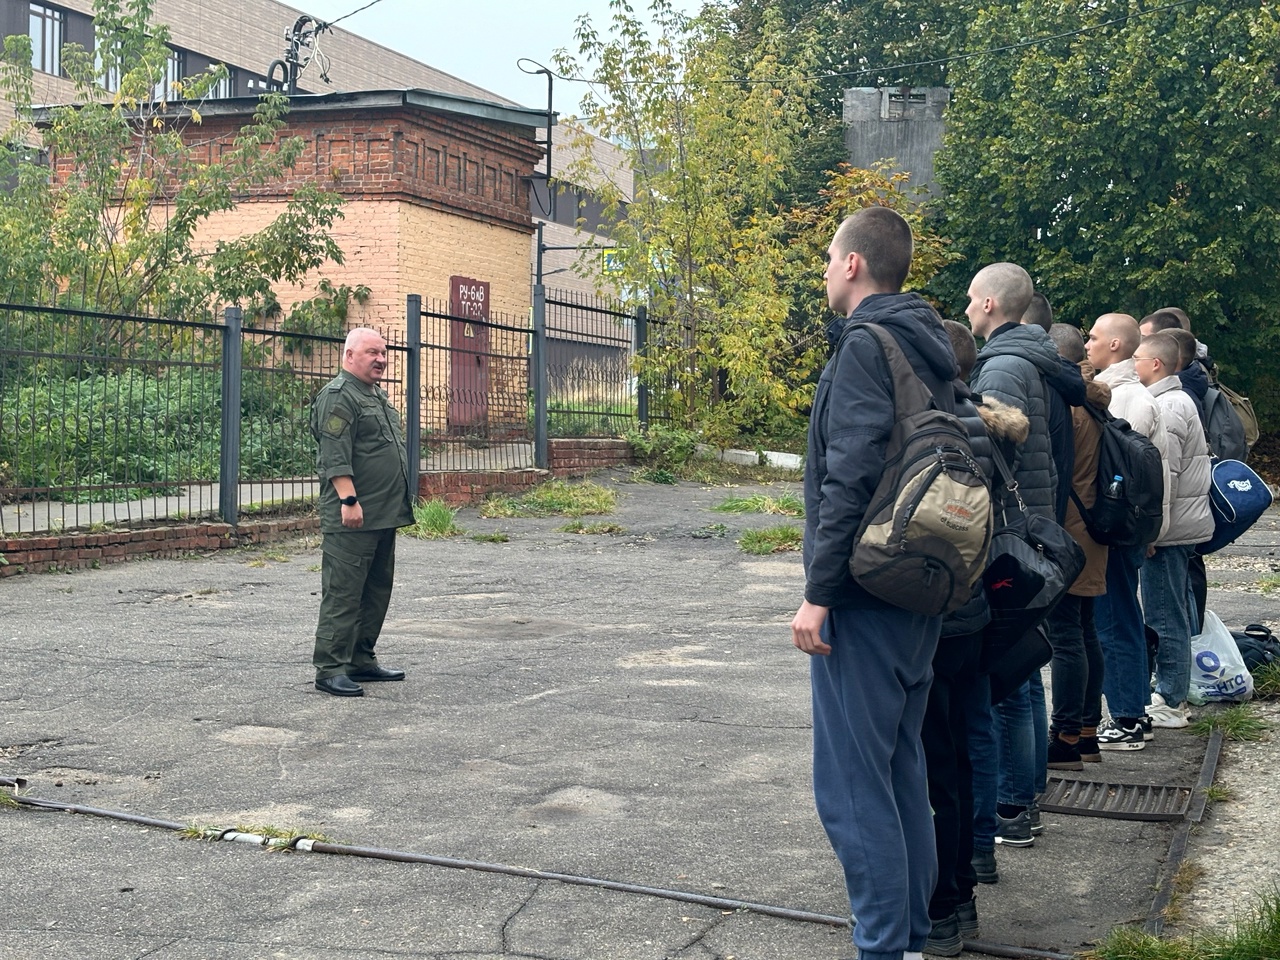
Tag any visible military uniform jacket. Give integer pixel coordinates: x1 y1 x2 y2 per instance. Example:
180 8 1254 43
311 370 414 534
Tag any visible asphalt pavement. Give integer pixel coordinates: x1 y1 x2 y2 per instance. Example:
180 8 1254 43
3 472 1277 960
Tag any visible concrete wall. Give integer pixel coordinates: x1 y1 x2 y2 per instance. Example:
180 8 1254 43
843 87 950 199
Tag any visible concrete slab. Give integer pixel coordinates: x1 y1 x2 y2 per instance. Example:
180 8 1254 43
2 474 1277 959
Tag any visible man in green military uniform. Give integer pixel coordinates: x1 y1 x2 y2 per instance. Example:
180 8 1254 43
310 327 415 697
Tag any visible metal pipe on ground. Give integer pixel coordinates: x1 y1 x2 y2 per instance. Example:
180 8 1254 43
0 782 1086 959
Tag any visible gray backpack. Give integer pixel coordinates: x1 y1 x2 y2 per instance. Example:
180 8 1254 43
846 324 994 617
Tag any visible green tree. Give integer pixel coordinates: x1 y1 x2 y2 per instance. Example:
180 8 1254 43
0 0 345 320
556 2 952 446
933 0 1280 425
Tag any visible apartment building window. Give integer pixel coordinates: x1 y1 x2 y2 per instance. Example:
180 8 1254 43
28 2 64 76
95 27 121 92
210 66 235 99
153 46 184 100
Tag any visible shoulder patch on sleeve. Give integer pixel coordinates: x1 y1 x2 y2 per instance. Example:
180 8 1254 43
320 407 352 438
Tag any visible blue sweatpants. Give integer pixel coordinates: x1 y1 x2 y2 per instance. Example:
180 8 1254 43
811 604 941 960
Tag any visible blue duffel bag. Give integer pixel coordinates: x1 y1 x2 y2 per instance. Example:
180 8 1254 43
1197 459 1274 555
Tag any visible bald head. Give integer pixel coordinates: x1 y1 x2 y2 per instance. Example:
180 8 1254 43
964 262 1034 338
1084 313 1140 371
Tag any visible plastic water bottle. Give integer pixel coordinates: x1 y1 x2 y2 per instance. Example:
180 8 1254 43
1106 474 1124 498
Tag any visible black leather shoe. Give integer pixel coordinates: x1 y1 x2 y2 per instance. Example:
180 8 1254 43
347 665 405 682
316 675 364 697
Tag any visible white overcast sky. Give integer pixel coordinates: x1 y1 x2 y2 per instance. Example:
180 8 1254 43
290 0 702 113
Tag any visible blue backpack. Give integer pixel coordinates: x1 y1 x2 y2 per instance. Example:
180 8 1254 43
1197 458 1274 555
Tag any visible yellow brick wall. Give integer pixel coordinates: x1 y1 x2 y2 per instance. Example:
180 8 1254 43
399 204 532 435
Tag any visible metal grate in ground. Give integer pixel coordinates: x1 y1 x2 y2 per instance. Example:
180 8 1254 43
1039 776 1193 821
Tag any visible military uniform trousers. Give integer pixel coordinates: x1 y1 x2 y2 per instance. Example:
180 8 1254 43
313 527 398 679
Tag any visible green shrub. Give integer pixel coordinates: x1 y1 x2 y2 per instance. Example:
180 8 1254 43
625 424 699 470
0 364 315 498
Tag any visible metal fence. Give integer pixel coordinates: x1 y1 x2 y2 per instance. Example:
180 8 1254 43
1 291 662 535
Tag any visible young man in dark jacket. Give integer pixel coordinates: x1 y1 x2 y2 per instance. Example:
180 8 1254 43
792 207 958 960
965 263 1060 849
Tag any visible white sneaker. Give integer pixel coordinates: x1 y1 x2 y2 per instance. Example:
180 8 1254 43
1147 693 1190 729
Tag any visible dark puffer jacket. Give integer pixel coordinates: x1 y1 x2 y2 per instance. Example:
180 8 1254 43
803 293 958 609
970 323 1061 521
942 384 1030 638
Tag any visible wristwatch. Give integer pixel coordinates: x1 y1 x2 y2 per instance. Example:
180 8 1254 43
340 495 359 506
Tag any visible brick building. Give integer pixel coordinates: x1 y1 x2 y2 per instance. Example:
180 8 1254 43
2 0 631 300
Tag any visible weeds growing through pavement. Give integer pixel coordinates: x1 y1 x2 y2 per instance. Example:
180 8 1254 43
1252 660 1280 699
1190 703 1270 742
738 525 803 555
1203 783 1233 803
480 480 617 519
406 499 463 539
471 532 509 543
714 492 804 517
558 520 625 534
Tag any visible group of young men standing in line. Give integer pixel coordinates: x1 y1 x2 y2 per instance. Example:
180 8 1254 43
795 207 1218 960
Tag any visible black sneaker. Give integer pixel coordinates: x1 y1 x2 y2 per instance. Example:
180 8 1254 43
1079 735 1101 762
1140 714 1155 741
1028 799 1044 835
1097 718 1146 751
956 897 979 939
1047 735 1084 771
972 846 998 883
994 808 1034 847
925 913 963 957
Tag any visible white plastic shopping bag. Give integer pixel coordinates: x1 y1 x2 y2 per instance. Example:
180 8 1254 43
1190 610 1254 703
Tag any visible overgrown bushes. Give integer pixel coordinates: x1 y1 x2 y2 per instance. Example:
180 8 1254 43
0 363 314 500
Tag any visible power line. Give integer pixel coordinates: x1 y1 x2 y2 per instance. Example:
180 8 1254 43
321 0 387 29
550 0 1203 89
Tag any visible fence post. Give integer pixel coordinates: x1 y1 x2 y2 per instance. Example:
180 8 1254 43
219 306 243 526
634 304 649 427
405 295 422 503
532 283 549 470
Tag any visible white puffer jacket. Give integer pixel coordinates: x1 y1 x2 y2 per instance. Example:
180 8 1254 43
1097 358 1172 537
1148 376 1213 547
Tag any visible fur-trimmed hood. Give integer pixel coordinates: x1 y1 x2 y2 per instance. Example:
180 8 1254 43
976 395 1029 445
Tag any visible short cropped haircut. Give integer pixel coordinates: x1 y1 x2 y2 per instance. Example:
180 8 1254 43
1141 332 1181 373
943 319 978 381
1140 310 1182 334
832 207 914 292
1165 328 1196 371
973 262 1034 322
1022 292 1053 331
1048 322 1085 363
1155 306 1192 332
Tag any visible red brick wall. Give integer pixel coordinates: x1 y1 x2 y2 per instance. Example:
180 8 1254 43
0 518 319 578
0 441 636 575
50 102 545 233
418 439 635 506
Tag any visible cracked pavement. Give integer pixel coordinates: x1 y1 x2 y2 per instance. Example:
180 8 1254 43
2 472 1278 959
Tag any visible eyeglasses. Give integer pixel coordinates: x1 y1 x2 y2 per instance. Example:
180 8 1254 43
1132 355 1157 363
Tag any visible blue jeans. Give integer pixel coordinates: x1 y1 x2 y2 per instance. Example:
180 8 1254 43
1142 544 1197 705
993 679 1037 808
964 674 998 850
811 605 940 960
1096 546 1149 720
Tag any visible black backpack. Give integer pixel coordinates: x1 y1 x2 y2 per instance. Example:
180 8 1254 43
1230 625 1280 673
1068 404 1164 548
